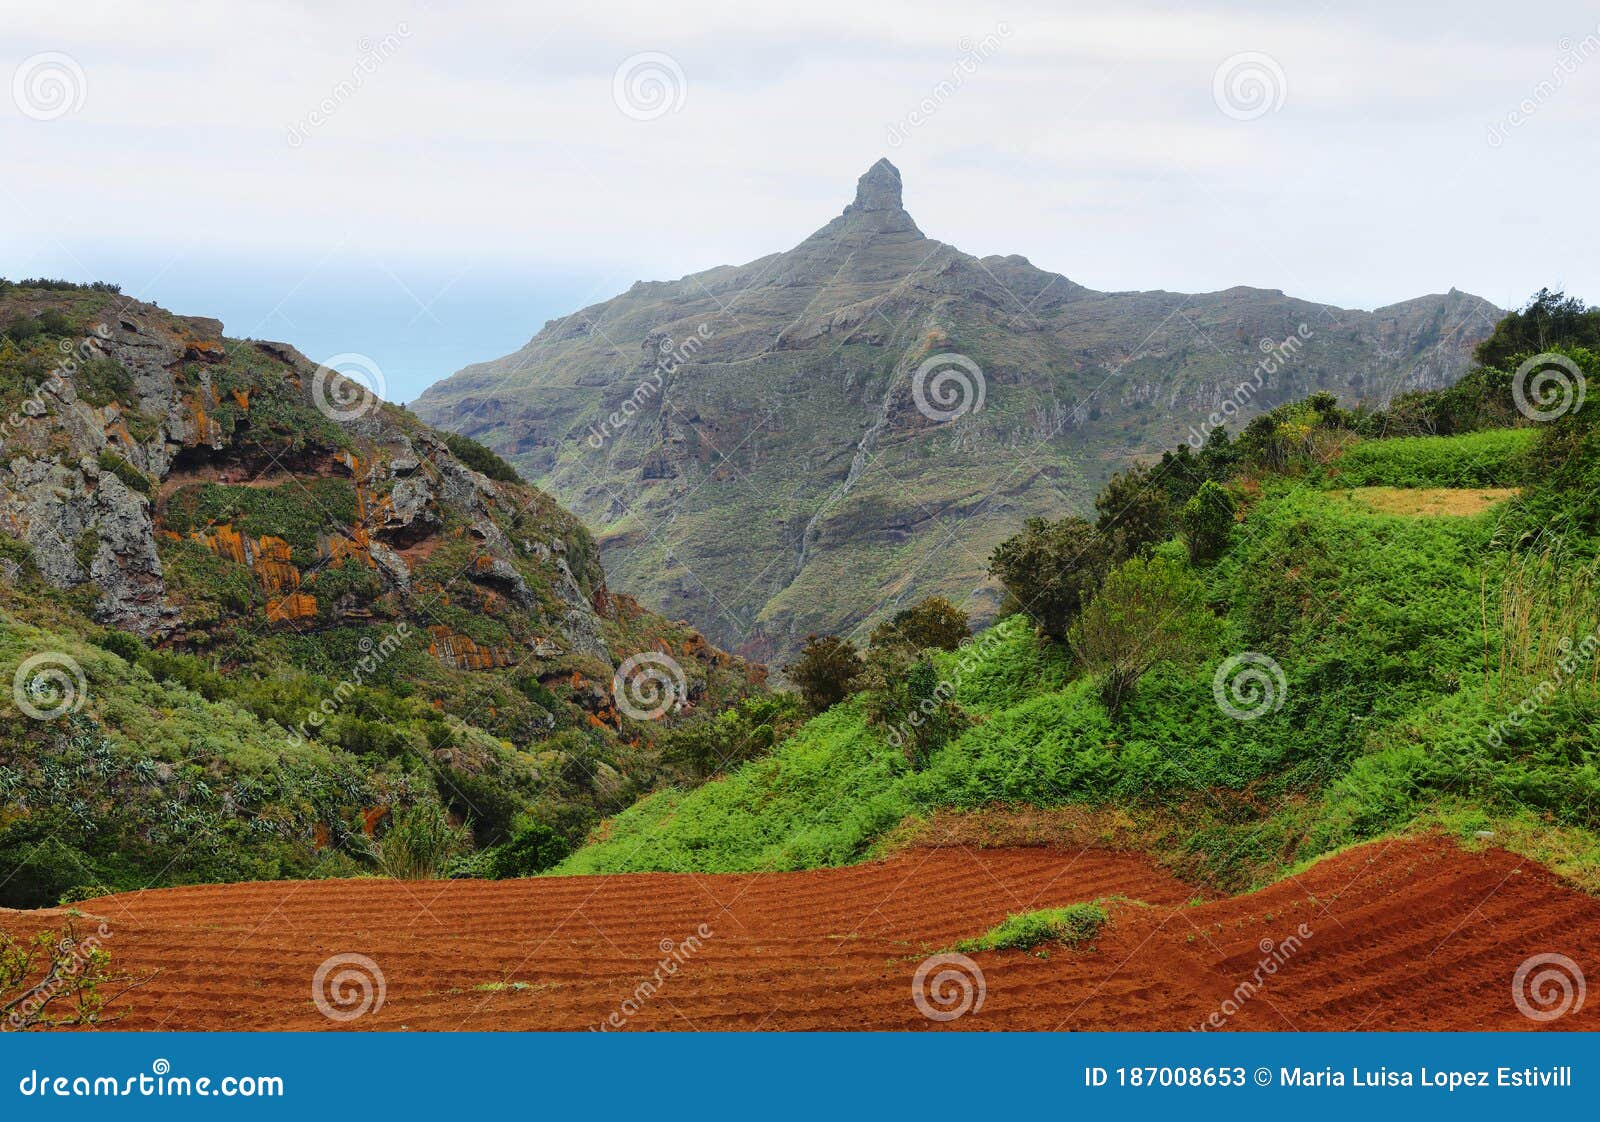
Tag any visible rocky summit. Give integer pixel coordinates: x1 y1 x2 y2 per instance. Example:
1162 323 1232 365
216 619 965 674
414 160 1500 665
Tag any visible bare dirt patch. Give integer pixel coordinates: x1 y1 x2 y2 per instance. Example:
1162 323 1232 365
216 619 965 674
1329 486 1520 517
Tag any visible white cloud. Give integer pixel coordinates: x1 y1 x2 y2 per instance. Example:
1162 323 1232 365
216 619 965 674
3 0 1598 357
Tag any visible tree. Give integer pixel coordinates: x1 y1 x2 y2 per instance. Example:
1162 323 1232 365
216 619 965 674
1475 289 1600 370
1069 555 1216 718
660 694 806 781
1179 481 1237 564
868 596 971 653
786 634 865 713
1094 463 1172 559
489 822 570 878
2 918 124 1030
859 647 967 769
988 516 1111 639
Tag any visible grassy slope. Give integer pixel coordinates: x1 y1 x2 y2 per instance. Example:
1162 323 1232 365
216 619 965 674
562 430 1600 889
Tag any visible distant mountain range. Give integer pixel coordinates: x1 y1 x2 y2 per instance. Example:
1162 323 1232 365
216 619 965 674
414 159 1500 664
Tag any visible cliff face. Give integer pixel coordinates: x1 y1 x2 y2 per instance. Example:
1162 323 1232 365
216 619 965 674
0 282 761 759
416 160 1501 665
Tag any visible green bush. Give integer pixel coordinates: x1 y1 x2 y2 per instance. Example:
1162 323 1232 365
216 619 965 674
1328 429 1536 488
489 822 569 878
97 450 153 495
443 432 522 483
1179 480 1235 563
988 515 1110 638
786 634 864 713
955 903 1109 953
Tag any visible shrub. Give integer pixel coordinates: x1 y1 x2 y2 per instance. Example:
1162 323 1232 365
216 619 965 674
1095 463 1173 558
443 432 521 483
660 693 805 781
786 634 864 713
1069 555 1216 717
97 451 153 495
988 516 1110 639
363 803 470 880
868 596 970 653
1475 288 1600 370
1 918 121 1030
955 903 1109 953
94 629 147 664
860 648 967 769
1180 480 1236 563
489 822 570 878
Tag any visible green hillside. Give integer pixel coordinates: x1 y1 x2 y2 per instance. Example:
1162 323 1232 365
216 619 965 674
562 321 1600 890
0 281 764 906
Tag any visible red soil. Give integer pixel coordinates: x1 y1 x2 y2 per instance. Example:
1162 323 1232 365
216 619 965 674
9 837 1598 1031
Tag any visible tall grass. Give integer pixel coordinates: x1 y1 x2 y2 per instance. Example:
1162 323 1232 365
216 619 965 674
1486 550 1600 701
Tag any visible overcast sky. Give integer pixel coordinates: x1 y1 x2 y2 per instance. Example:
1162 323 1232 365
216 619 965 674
4 0 1599 400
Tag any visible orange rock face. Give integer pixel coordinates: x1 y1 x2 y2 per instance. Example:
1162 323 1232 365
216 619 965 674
192 524 316 622
265 592 317 623
426 626 518 671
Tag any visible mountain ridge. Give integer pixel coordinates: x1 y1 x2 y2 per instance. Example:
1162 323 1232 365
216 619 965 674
415 160 1501 664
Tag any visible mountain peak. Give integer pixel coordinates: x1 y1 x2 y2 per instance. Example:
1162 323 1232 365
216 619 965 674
850 158 903 212
829 158 920 239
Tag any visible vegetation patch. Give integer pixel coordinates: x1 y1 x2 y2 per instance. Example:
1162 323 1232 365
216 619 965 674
1328 486 1520 518
954 903 1110 953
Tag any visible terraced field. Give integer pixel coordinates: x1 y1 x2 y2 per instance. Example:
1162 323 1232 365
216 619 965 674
8 838 1597 1031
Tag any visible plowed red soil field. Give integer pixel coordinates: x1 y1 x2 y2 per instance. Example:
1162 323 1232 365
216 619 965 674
8 837 1598 1030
